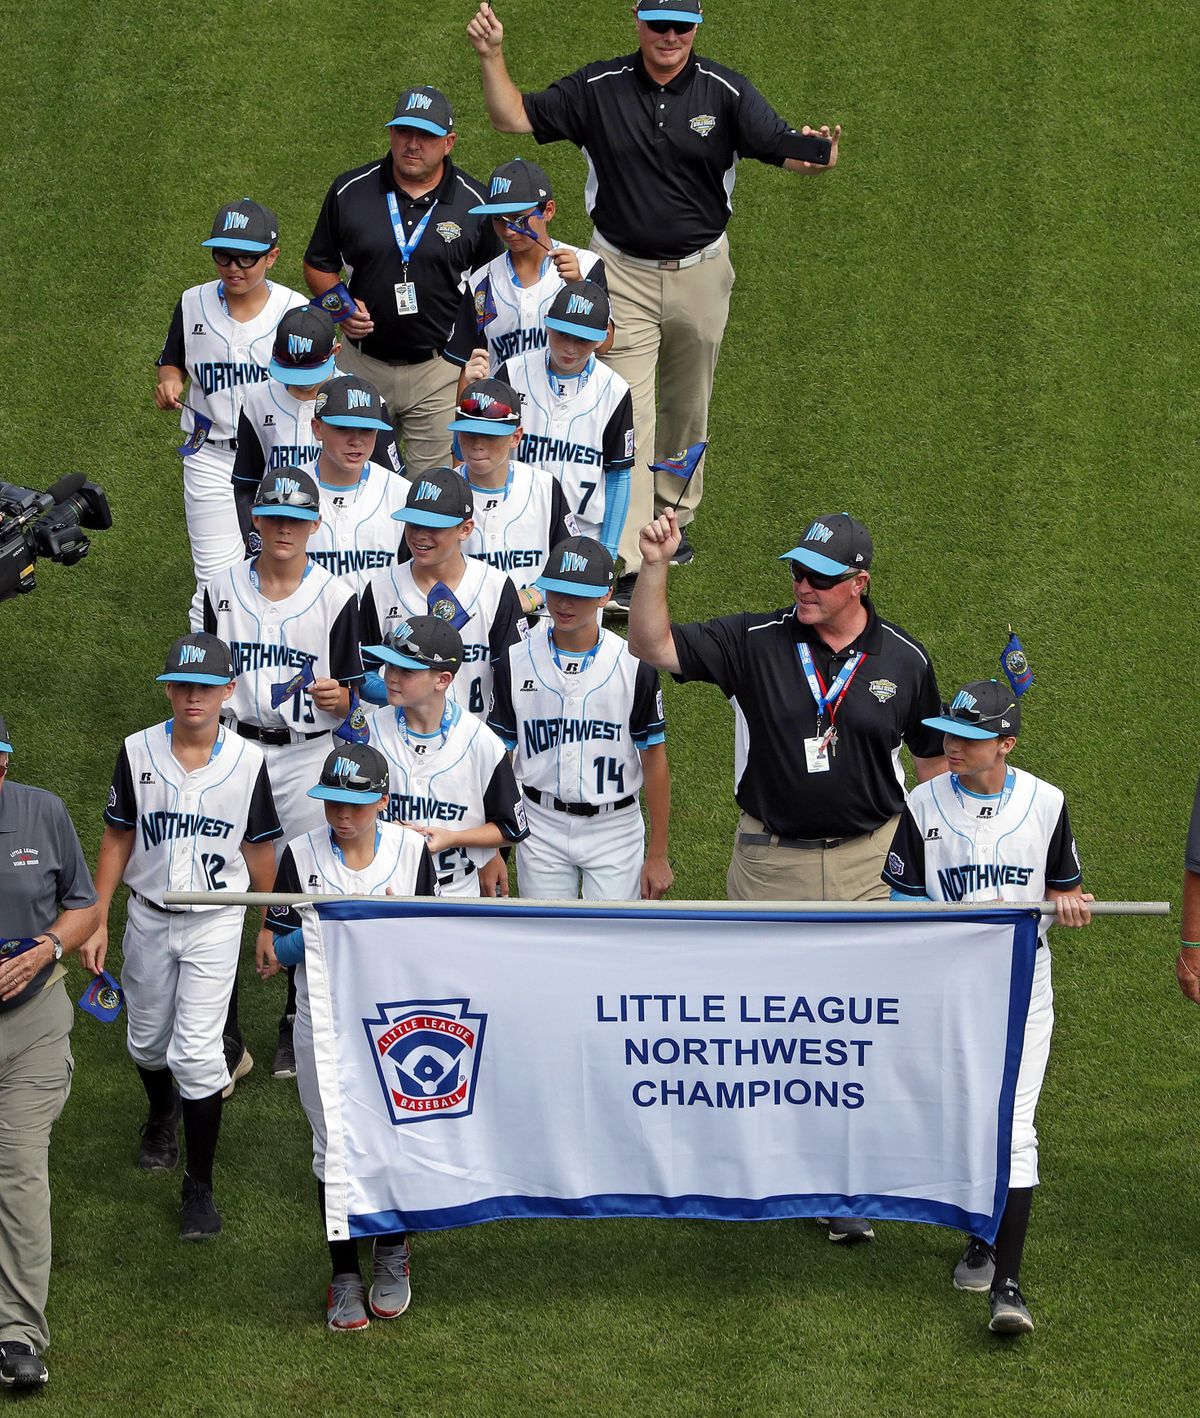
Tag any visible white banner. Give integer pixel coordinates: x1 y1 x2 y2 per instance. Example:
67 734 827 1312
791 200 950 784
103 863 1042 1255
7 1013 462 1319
307 903 1039 1244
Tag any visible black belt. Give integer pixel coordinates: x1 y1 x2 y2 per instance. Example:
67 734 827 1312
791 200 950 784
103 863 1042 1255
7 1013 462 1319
523 785 637 818
737 830 867 851
207 436 238 451
227 720 328 747
132 891 182 915
437 862 478 888
352 341 439 367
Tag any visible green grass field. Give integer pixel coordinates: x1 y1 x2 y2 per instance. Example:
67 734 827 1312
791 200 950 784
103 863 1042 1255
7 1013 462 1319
1 1 1197 1412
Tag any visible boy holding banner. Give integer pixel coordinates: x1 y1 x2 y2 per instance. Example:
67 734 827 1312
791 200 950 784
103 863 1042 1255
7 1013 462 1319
882 678 1093 1335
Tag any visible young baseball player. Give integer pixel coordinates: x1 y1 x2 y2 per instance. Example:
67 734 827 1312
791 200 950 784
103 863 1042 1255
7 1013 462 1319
882 678 1094 1336
81 634 282 1240
494 280 634 559
447 377 577 613
442 157 607 387
488 536 672 901
358 468 525 721
262 743 436 1330
156 199 307 629
365 615 528 895
202 467 364 1080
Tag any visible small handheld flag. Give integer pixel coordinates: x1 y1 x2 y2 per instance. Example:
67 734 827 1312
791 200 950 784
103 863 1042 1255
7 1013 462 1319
78 971 125 1023
310 281 356 325
334 688 371 745
427 581 471 630
504 215 552 252
999 629 1034 697
651 441 708 511
0 938 39 963
270 660 316 709
176 411 213 457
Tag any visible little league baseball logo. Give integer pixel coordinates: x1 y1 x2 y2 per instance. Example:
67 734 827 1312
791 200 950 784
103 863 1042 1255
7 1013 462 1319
869 678 898 703
436 221 463 243
363 998 487 1126
689 114 717 137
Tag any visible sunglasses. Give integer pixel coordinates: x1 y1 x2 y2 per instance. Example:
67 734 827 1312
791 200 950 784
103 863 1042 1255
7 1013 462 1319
211 249 266 269
941 699 1016 728
646 19 696 34
789 561 858 591
458 394 519 421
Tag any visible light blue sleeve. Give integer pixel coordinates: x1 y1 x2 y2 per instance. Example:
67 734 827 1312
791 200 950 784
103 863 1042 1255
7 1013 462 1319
272 928 306 966
361 670 387 705
889 888 932 902
599 467 631 560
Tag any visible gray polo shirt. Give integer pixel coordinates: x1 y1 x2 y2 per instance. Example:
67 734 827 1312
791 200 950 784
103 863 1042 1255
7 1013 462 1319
0 780 96 1013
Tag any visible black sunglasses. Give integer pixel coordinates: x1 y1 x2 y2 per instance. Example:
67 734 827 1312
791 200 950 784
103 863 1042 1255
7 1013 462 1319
211 249 267 269
646 19 697 34
789 561 858 592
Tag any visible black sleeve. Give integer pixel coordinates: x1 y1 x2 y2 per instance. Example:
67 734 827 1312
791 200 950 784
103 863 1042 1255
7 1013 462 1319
304 181 344 275
481 753 529 842
670 613 752 695
157 300 186 368
329 593 365 684
880 810 928 895
733 78 795 166
202 586 218 635
630 663 666 748
601 388 635 471
415 844 438 897
523 69 590 147
486 650 518 748
443 280 481 366
900 650 945 760
1045 800 1083 888
547 475 576 546
231 410 265 486
103 745 137 829
487 579 526 666
494 359 512 386
266 848 303 933
244 761 283 844
358 582 382 650
372 417 404 475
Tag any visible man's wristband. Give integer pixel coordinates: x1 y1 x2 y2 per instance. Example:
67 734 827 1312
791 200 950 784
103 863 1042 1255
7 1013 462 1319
1181 942 1200 950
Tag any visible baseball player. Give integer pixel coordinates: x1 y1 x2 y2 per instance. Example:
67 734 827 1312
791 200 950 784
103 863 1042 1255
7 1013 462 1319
231 308 403 546
488 536 672 901
365 616 528 896
443 157 606 387
81 634 282 1241
202 467 364 1080
359 468 525 720
882 678 1094 1335
447 376 577 612
262 743 436 1330
156 198 307 629
494 280 634 559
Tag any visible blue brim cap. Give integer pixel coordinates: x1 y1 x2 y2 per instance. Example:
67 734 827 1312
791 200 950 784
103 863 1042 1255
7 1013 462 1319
448 415 520 436
534 575 610 599
252 505 320 521
0 738 12 752
921 714 1002 740
386 116 449 137
469 199 541 216
545 315 607 342
307 784 384 803
156 671 233 686
319 413 393 432
636 6 703 19
363 643 430 671
269 353 337 386
201 237 272 253
779 547 850 577
393 507 463 528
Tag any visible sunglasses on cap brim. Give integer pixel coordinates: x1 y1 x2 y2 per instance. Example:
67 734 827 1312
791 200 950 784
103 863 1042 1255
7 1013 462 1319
457 395 519 421
939 700 1017 729
787 561 859 591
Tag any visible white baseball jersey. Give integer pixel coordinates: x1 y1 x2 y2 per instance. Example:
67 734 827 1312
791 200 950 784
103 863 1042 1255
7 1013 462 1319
443 244 607 371
368 702 528 885
306 462 411 595
158 280 307 441
456 460 576 590
882 767 1082 941
496 351 634 543
202 560 363 734
489 623 666 804
360 556 526 721
104 722 281 908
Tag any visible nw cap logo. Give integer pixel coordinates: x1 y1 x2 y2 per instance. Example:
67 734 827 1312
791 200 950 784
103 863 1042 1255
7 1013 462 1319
565 294 595 316
179 645 207 666
415 480 440 501
275 477 300 496
490 176 512 195
560 550 589 573
950 690 978 713
346 388 371 410
287 334 313 356
406 92 433 111
223 211 250 231
803 521 834 544
332 756 357 779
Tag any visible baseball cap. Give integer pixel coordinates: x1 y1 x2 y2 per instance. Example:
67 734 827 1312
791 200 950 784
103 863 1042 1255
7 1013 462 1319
448 378 523 437
387 86 454 137
392 467 473 528
308 744 390 804
252 468 321 521
202 198 279 254
923 680 1021 741
366 615 464 673
780 514 874 578
469 158 554 216
0 712 12 753
636 0 703 21
314 375 393 432
157 633 236 686
536 536 615 599
268 307 337 386
544 280 610 341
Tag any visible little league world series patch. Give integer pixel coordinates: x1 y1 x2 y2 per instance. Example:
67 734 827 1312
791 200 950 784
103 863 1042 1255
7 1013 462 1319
363 998 486 1125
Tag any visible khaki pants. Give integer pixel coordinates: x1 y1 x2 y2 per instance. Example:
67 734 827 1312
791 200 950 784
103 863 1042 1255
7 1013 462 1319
0 982 73 1354
726 812 899 903
593 235 735 571
337 343 457 477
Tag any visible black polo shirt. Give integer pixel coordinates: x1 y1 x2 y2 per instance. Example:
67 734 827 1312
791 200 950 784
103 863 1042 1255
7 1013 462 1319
305 158 500 362
672 599 944 840
523 51 792 261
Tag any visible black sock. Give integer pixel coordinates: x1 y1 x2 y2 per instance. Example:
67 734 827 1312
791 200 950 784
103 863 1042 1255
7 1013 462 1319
180 1091 223 1188
283 966 297 1021
375 1231 409 1250
137 1065 176 1118
992 1186 1033 1290
318 1181 360 1277
223 977 242 1048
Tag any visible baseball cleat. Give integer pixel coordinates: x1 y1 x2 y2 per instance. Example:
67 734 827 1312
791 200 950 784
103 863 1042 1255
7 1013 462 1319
670 532 695 566
272 1015 297 1079
605 572 637 617
221 1042 254 1100
179 1175 222 1241
988 1279 1035 1335
0 1342 48 1388
953 1236 996 1292
138 1093 182 1171
826 1215 875 1243
368 1238 412 1319
327 1274 370 1332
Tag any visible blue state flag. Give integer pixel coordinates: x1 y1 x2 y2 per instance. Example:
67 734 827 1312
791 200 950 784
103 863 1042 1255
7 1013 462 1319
176 411 213 457
78 971 124 1023
427 581 471 630
270 660 316 709
650 441 708 480
999 630 1035 697
310 281 356 324
334 688 371 745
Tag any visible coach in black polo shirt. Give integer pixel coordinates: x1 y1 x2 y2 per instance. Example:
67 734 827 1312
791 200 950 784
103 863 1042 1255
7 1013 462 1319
304 86 499 477
629 509 947 903
468 1 840 600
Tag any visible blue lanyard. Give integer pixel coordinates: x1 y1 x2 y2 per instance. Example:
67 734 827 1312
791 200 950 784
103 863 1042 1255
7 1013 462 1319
796 642 864 731
330 827 382 865
549 628 601 674
386 192 437 276
951 766 1016 816
546 352 594 397
395 700 458 750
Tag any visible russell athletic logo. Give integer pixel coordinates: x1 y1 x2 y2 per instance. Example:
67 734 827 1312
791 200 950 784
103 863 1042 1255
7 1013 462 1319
363 998 487 1125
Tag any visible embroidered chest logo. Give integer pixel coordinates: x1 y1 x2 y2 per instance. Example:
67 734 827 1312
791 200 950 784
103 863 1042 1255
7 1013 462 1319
436 221 463 243
869 678 898 704
9 847 39 867
690 114 717 137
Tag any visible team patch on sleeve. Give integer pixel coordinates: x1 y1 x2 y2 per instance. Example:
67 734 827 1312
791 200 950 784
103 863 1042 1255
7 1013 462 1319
655 689 664 720
564 512 579 535
624 429 635 459
514 798 528 834
887 851 904 877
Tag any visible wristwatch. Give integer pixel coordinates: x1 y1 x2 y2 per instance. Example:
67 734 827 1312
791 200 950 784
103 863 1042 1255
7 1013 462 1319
44 932 63 961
